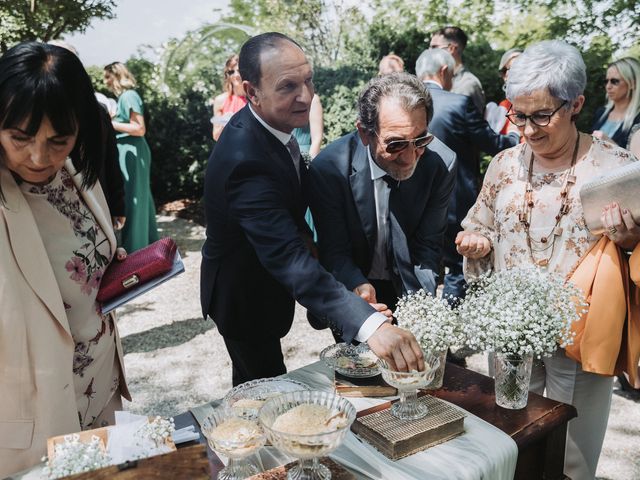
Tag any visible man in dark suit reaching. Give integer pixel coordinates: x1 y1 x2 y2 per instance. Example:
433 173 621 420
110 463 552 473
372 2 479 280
308 73 456 317
200 33 425 386
415 48 519 304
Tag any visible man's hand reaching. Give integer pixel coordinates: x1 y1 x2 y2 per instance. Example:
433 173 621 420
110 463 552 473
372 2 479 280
367 322 425 372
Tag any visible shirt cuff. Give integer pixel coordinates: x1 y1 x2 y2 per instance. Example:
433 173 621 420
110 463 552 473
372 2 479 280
354 312 389 343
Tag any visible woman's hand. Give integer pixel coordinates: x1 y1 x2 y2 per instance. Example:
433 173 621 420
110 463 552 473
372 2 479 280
455 231 492 259
602 202 640 250
115 247 127 261
592 130 613 143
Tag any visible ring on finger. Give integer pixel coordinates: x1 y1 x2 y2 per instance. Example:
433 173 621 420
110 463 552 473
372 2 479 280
608 226 617 235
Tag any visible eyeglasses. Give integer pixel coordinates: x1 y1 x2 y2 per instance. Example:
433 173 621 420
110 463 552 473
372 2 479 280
605 78 621 86
506 101 567 127
226 69 237 76
430 43 451 50
375 131 434 153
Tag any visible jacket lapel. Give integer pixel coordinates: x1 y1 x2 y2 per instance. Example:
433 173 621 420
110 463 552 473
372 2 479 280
349 140 376 250
0 166 71 337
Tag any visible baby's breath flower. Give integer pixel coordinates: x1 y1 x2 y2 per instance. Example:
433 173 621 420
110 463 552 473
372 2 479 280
457 267 587 358
395 290 465 352
42 434 110 479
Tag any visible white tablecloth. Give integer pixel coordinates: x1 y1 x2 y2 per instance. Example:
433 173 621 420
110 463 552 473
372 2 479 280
192 361 518 480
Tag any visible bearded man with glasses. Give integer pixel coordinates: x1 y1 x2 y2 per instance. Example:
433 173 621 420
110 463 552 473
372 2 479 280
308 72 456 318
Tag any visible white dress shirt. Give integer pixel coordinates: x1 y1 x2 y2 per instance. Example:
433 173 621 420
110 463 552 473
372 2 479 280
247 105 387 341
249 105 299 178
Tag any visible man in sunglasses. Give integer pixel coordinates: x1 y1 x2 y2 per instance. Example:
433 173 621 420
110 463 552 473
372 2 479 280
308 72 456 320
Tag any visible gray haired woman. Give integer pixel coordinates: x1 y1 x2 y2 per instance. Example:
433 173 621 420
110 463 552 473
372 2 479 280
456 40 640 479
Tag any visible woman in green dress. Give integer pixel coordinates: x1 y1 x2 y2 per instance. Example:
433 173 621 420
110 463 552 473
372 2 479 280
103 62 159 252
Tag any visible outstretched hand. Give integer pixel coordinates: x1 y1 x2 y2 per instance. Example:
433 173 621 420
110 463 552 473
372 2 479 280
455 231 491 259
367 322 425 372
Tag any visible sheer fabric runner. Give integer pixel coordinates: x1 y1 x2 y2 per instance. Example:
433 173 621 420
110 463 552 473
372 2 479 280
191 361 518 480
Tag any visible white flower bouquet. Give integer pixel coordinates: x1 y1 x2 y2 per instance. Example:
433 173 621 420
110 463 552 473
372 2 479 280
394 290 464 389
395 289 465 352
458 267 585 358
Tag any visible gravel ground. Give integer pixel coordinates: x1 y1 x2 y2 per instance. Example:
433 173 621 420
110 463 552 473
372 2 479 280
118 214 640 479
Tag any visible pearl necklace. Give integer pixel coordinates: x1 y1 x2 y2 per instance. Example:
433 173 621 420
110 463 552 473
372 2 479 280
519 132 580 267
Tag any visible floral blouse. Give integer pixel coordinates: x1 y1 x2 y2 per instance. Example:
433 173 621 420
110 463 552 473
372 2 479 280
20 168 120 429
462 136 638 279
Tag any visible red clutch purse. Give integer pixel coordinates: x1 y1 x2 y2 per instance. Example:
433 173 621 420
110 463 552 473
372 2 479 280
97 237 178 303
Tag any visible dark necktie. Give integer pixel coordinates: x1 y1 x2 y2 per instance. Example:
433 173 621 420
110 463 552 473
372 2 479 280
286 136 301 181
382 174 400 190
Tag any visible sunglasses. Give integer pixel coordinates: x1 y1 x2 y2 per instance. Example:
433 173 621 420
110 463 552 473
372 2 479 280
226 69 237 76
506 101 567 127
375 132 434 153
605 78 621 86
429 43 451 50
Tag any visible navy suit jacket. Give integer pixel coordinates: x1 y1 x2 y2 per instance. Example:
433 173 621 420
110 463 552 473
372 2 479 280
308 132 456 297
200 106 375 343
425 82 518 227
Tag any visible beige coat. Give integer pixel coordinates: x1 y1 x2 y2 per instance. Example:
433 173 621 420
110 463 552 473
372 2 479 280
0 160 130 477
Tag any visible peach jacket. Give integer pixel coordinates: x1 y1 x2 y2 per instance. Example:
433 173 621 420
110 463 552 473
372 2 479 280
566 236 640 388
0 160 129 477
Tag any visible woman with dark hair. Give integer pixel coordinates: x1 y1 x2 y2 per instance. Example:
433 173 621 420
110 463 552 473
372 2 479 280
0 42 129 476
103 61 159 253
211 53 247 141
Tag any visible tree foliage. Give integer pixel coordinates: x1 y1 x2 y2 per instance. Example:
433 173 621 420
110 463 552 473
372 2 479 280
0 0 116 53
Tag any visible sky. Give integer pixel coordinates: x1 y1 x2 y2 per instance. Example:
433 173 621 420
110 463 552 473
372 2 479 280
65 0 230 67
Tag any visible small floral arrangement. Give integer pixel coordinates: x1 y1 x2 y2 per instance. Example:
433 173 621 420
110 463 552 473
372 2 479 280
42 434 111 479
135 416 175 450
394 289 465 352
457 267 586 357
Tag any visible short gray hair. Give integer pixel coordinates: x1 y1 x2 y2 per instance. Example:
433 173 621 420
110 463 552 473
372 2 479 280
415 48 455 80
506 40 586 106
357 72 433 135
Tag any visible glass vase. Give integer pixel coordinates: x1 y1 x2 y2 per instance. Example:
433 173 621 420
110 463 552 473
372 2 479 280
423 349 447 390
493 352 534 409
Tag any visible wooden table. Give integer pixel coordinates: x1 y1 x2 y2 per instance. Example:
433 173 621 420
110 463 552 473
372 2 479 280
174 363 577 480
430 363 576 480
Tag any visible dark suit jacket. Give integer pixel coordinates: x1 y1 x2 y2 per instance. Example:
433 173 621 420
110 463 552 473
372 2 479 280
200 106 375 343
592 106 640 148
425 83 518 227
308 132 456 296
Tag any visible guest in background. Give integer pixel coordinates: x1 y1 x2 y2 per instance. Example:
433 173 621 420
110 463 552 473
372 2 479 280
592 57 640 147
293 93 323 159
378 53 405 76
212 54 247 141
415 48 518 307
47 39 126 232
491 48 522 134
457 40 639 480
0 42 130 476
293 93 324 239
430 26 485 114
104 61 159 252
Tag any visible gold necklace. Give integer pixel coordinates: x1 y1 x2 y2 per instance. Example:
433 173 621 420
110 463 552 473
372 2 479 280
519 132 580 267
